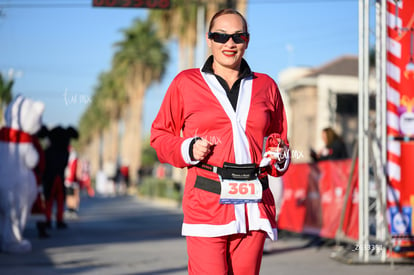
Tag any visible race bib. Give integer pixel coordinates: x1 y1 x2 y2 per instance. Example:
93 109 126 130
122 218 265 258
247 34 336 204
219 178 263 204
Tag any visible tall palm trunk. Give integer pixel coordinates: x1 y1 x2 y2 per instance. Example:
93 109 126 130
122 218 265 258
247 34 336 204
121 99 143 184
83 131 102 180
102 119 120 170
121 67 148 184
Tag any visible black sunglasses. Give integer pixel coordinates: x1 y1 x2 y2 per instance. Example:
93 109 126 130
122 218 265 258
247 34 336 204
208 32 249 44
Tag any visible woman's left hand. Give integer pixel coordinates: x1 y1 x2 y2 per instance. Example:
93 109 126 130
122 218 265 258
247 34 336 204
267 137 288 163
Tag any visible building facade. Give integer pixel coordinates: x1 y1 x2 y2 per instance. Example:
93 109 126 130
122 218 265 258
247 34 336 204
278 55 362 163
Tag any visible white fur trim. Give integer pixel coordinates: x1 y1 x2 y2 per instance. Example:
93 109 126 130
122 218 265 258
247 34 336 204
182 220 244 237
247 202 278 241
181 137 200 165
200 71 253 164
198 71 276 238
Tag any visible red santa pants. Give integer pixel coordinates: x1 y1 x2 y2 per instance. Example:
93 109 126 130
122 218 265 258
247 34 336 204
186 230 267 275
45 175 65 223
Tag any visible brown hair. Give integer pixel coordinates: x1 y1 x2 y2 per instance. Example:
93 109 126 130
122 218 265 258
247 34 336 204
322 127 340 147
208 8 249 33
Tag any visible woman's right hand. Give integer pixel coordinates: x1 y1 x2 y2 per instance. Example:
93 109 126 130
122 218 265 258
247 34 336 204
192 138 212 161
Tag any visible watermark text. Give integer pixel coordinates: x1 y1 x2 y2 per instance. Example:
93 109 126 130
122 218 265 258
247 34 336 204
63 89 91 106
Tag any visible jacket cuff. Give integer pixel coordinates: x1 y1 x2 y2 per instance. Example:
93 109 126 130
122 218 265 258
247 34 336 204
181 137 200 166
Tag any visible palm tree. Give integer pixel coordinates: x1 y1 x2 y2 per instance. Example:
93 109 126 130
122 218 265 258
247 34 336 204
0 73 13 126
76 69 128 176
150 0 200 70
96 71 128 171
113 17 169 182
77 17 168 182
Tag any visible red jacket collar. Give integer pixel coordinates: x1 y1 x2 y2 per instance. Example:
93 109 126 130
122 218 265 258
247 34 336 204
0 127 33 143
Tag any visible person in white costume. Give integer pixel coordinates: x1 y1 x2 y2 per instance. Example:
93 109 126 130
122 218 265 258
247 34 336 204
0 95 45 253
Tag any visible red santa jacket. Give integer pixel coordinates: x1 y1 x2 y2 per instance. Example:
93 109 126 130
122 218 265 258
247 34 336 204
65 149 78 185
151 68 289 240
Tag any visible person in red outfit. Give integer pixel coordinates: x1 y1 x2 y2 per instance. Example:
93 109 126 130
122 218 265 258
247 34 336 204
64 146 80 218
151 9 290 275
80 160 94 198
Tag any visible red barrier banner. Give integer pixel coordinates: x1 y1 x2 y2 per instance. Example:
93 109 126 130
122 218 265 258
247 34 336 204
278 159 358 240
319 161 359 239
277 163 310 233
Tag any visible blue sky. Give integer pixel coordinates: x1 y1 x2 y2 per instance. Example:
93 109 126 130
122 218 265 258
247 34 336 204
0 0 359 136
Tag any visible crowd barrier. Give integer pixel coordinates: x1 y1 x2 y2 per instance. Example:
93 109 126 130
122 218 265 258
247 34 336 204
278 158 414 259
278 159 359 240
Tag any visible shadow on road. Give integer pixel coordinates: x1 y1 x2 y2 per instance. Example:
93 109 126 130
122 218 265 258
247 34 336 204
263 230 337 256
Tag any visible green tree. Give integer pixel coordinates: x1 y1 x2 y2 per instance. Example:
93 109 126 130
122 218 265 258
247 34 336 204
0 73 14 125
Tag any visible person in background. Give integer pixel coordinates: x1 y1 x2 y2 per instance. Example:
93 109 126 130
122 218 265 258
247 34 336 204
79 160 94 198
311 127 348 161
31 126 50 238
64 146 80 219
42 126 79 229
151 8 290 275
0 95 45 253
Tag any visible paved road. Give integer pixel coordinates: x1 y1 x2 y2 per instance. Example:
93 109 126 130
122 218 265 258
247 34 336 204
0 195 412 275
